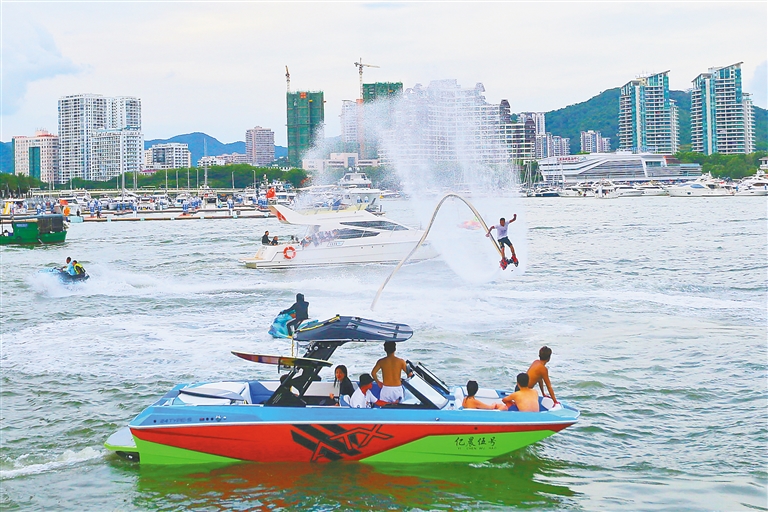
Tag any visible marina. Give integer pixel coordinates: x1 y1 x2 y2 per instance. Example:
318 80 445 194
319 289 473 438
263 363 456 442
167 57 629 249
1 196 765 510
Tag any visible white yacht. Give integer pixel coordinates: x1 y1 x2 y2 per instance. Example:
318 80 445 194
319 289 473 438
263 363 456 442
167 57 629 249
634 183 668 196
668 174 734 197
338 170 382 205
735 170 768 196
240 205 438 269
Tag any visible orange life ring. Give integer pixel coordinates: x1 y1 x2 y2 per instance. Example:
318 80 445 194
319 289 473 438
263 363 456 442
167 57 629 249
283 246 296 259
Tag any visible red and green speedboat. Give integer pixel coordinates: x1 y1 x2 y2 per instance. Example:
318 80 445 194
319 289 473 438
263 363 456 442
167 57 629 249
105 316 579 465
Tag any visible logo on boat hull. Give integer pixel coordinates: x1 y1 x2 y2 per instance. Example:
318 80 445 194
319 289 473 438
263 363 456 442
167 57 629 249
290 424 393 462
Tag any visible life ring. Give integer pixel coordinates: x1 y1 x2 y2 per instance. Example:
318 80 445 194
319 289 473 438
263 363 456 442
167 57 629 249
283 246 296 259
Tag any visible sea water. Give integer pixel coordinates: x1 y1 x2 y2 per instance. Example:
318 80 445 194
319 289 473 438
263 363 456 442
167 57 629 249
0 196 765 511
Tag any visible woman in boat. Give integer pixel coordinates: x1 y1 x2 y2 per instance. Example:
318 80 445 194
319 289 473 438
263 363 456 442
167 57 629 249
329 365 355 405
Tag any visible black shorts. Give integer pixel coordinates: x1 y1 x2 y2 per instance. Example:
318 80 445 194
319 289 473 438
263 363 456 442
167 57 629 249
498 236 513 248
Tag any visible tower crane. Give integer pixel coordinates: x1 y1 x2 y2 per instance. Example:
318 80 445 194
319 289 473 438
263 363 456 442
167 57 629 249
285 66 291 93
353 58 379 100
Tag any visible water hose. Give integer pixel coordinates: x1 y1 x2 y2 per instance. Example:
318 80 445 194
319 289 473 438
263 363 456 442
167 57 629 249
370 193 503 310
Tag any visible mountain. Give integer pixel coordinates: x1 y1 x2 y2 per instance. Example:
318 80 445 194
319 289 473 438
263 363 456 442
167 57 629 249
546 89 766 152
144 132 287 167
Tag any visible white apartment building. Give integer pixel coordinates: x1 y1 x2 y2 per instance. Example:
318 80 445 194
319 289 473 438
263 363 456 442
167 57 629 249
197 153 248 167
145 143 192 171
58 94 143 183
245 127 275 166
580 130 611 154
340 100 359 144
302 152 379 173
12 130 59 183
691 63 755 154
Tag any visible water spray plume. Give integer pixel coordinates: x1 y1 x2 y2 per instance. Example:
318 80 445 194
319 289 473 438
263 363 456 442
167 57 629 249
371 193 503 310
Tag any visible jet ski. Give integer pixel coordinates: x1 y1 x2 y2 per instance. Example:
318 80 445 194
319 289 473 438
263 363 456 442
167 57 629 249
268 312 318 338
42 267 89 283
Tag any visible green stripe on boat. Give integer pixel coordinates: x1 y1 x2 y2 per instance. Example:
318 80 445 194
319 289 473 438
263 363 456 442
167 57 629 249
361 430 555 464
134 438 241 465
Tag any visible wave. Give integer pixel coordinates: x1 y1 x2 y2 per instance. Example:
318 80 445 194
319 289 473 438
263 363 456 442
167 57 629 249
0 447 103 479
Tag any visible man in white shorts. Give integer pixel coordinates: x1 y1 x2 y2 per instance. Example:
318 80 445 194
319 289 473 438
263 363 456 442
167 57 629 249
371 341 411 403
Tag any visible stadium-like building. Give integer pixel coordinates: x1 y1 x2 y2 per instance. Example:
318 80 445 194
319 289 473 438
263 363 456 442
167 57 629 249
538 152 701 183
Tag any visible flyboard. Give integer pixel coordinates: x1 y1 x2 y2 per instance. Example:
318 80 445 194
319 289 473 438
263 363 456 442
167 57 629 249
371 193 520 310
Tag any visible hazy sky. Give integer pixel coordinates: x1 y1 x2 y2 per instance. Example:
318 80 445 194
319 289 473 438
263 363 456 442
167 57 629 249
2 2 766 145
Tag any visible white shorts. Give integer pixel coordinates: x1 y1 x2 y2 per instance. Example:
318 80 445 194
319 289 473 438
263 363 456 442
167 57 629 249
380 385 404 403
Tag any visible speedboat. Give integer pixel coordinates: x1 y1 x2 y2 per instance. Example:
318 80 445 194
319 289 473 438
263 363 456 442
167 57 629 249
240 205 438 269
104 316 580 464
668 173 734 197
634 182 668 196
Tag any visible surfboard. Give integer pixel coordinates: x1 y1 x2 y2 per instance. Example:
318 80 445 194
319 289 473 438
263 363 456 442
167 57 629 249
231 351 332 368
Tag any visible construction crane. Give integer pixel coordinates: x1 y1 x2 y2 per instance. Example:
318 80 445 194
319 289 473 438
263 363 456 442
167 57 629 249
354 57 379 100
285 66 291 93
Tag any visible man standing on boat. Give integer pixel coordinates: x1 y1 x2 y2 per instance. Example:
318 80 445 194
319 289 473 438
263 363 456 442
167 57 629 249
486 215 518 266
261 231 270 245
525 346 557 404
371 341 411 403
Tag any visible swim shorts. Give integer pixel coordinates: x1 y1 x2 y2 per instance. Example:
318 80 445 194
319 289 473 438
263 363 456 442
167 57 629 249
380 385 404 403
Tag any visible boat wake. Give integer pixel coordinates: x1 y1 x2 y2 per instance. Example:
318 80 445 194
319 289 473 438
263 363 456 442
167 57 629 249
0 447 103 479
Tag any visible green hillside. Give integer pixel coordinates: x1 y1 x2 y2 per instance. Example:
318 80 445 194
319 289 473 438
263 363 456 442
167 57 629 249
546 89 766 152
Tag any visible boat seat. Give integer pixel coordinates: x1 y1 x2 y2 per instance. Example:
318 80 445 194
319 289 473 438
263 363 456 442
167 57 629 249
177 382 250 405
247 381 280 404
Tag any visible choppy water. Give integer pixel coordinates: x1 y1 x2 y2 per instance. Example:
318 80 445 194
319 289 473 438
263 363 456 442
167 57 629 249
1 196 766 511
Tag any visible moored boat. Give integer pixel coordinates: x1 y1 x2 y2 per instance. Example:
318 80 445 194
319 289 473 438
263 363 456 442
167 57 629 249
105 316 579 465
667 173 734 197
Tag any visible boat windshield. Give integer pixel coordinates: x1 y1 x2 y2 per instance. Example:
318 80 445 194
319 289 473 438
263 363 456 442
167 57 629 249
340 221 409 231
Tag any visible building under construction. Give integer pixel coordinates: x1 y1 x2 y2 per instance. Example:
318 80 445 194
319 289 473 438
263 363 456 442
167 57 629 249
286 91 324 166
362 82 403 103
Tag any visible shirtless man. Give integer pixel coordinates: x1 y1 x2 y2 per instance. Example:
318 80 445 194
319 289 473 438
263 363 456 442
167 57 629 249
526 346 557 404
502 373 540 412
371 341 410 403
462 380 505 410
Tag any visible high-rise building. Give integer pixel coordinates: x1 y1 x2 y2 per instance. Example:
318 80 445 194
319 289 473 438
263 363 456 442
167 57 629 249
551 136 570 157
362 82 403 103
580 130 611 154
619 71 679 154
691 63 755 155
12 130 59 183
339 100 358 145
144 143 191 170
58 94 143 183
245 126 275 166
286 91 324 166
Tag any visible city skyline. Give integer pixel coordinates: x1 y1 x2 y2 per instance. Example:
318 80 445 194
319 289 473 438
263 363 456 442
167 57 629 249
2 2 766 146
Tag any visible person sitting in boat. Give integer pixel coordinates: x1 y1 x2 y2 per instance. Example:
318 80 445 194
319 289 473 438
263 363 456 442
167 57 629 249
502 373 540 412
72 260 86 276
524 346 557 405
261 231 271 245
371 341 411 404
2 229 10 236
462 380 506 410
329 365 355 406
281 293 309 335
348 374 388 409
270 236 279 246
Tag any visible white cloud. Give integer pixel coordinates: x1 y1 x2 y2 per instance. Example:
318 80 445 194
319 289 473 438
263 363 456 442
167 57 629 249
1 17 80 116
1 2 765 144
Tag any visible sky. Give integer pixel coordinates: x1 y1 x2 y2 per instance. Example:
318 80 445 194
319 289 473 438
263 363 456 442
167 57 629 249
2 2 766 146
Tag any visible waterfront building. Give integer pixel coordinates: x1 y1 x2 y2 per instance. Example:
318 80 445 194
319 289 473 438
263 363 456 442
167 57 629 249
303 152 379 173
12 130 59 183
144 143 191 171
580 130 611 154
245 127 275 166
58 94 143 183
538 152 701 183
619 71 679 154
691 63 755 154
287 91 324 166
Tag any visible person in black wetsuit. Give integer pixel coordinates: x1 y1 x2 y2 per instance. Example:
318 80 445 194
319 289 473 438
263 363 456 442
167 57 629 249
281 293 309 335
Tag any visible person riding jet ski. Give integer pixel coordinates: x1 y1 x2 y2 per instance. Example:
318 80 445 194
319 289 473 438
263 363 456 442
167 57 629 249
280 293 309 335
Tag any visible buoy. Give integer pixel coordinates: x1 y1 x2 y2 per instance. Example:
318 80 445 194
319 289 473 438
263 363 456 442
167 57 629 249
283 246 297 259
